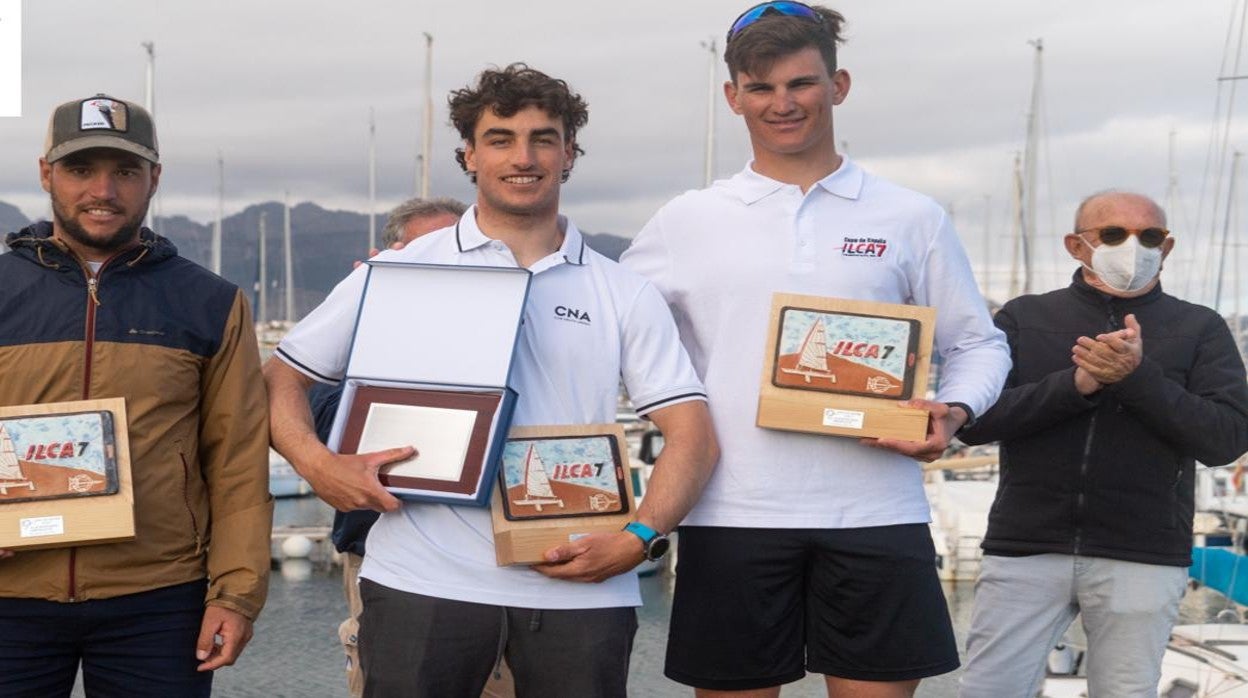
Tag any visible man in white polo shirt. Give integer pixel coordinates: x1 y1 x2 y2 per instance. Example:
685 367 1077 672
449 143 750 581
264 63 717 698
622 3 1009 697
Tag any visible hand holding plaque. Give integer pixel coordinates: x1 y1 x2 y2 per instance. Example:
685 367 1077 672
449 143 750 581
296 445 407 513
861 398 968 462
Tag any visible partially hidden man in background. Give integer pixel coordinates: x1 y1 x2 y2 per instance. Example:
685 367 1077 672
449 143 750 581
306 196 517 698
0 94 272 697
265 65 718 698
622 3 1010 697
957 191 1248 697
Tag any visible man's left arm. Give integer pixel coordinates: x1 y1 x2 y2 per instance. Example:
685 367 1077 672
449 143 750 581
870 209 1010 460
1111 312 1248 465
534 399 717 582
196 291 274 664
535 278 717 582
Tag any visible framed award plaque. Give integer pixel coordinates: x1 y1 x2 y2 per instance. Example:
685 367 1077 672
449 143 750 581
335 384 505 500
491 424 637 566
325 262 531 505
758 294 935 441
0 398 135 550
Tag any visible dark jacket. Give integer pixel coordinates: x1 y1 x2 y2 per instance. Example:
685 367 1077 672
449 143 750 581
0 223 273 618
960 271 1248 567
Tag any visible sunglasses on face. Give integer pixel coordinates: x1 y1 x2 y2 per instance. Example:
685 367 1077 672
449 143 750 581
1076 226 1170 249
726 1 821 44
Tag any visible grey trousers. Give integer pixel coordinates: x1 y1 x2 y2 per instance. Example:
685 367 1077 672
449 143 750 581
958 553 1187 698
358 579 637 698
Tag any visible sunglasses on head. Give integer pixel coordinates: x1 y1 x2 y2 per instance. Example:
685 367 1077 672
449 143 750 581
1077 226 1170 249
726 1 822 44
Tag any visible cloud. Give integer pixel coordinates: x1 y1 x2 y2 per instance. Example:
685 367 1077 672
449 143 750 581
1 0 1242 267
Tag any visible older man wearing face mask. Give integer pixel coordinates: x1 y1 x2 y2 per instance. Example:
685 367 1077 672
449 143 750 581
956 191 1248 698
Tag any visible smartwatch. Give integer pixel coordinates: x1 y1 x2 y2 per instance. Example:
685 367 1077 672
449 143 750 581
623 521 670 562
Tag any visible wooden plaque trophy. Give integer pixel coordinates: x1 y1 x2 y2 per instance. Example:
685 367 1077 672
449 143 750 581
0 398 134 549
757 293 935 441
491 424 636 565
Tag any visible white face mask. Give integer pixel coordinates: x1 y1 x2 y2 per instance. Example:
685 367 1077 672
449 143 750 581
1079 236 1162 293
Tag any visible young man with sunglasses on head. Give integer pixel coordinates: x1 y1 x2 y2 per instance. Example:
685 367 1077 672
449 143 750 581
621 3 1009 697
956 191 1248 697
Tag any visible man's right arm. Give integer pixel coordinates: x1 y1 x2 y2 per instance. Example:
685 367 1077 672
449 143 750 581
263 358 405 512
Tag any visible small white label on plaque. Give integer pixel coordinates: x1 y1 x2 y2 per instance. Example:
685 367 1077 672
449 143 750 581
823 409 865 430
20 516 65 538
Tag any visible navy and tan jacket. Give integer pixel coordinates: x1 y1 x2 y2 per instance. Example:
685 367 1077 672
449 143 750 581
0 222 272 619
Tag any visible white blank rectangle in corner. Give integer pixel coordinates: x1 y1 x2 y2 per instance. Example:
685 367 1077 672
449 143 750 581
360 403 476 481
0 0 19 117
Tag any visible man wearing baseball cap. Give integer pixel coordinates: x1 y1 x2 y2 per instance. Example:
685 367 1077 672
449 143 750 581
0 94 272 697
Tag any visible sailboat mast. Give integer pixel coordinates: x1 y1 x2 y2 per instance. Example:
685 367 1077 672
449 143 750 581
368 107 376 253
1215 151 1241 313
1021 38 1043 295
1009 152 1023 300
212 151 223 276
257 211 267 325
420 32 434 199
283 193 294 323
702 37 717 188
142 41 159 235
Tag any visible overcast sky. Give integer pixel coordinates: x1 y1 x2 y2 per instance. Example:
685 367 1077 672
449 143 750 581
4 0 1248 307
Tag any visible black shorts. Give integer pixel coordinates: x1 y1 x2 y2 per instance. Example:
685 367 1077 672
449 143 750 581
665 525 958 690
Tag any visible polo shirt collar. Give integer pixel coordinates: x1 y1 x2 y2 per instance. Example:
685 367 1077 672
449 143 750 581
725 156 866 205
453 205 587 267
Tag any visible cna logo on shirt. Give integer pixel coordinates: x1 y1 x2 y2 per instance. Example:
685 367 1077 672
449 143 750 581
554 305 592 325
841 237 888 258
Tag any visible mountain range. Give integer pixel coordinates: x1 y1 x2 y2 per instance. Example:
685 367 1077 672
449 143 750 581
1 201 631 320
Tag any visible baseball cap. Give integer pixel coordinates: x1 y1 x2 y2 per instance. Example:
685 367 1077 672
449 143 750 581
44 94 159 164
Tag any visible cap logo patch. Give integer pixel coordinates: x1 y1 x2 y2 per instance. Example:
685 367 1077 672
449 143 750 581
79 98 127 132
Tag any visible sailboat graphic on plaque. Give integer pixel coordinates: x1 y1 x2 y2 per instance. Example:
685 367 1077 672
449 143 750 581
772 307 921 399
779 316 837 385
0 409 119 504
511 444 564 512
497 430 630 523
759 294 936 442
0 425 35 496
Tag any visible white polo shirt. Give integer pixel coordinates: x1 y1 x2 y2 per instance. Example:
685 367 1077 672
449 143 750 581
277 207 705 609
621 158 1009 529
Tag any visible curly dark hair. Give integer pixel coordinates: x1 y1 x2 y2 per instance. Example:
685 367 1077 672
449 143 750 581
724 5 846 82
448 63 589 182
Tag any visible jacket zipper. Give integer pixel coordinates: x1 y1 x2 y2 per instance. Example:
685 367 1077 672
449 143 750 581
1074 300 1121 557
1074 413 1097 555
69 252 121 602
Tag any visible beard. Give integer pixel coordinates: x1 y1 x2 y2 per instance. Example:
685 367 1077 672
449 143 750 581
50 191 150 256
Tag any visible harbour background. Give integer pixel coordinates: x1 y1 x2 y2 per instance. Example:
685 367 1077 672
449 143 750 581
65 496 1232 697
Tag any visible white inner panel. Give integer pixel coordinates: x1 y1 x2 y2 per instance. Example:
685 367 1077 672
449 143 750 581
347 264 529 386
359 403 477 482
